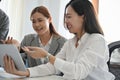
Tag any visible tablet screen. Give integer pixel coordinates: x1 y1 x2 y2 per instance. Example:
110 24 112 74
0 44 26 71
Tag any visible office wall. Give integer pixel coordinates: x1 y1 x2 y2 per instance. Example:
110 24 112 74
99 0 120 43
0 0 24 41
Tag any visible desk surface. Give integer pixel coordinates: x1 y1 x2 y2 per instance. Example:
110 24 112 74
0 75 65 80
0 67 65 80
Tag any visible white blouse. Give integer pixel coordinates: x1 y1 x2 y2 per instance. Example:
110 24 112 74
39 36 53 63
28 33 115 80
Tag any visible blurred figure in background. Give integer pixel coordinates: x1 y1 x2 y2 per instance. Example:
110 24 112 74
0 0 9 43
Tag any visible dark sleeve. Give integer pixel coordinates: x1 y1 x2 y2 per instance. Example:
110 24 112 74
0 9 9 42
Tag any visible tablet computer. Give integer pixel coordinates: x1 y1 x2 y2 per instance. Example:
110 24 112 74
0 44 26 71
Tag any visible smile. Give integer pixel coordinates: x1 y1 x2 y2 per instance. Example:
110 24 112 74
35 27 43 31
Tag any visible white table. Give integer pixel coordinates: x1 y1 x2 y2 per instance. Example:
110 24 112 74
0 67 65 80
0 75 65 80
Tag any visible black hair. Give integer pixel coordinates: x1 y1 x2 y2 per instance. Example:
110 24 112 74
64 0 104 35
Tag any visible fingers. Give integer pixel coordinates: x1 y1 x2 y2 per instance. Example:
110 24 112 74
0 40 6 44
3 55 7 71
6 36 13 44
22 46 39 54
22 46 34 56
0 36 13 44
22 46 40 51
11 59 16 72
4 55 15 73
21 46 30 52
1 36 13 44
27 46 40 50
3 55 27 76
4 55 10 73
8 56 13 73
22 46 43 59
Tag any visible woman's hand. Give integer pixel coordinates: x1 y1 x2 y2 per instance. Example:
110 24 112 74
1 36 13 44
1 36 20 50
3 55 30 77
22 46 56 64
22 46 48 59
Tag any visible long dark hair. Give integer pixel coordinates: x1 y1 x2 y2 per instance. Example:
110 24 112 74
64 0 104 35
30 6 60 36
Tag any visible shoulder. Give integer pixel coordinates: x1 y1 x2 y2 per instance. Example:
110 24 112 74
23 34 37 40
87 33 107 47
88 33 105 42
0 9 9 27
66 33 105 45
0 9 9 20
52 34 67 43
21 34 38 45
0 9 5 16
61 37 74 47
24 34 37 38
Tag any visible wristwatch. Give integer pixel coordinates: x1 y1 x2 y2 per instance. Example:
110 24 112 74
45 53 51 62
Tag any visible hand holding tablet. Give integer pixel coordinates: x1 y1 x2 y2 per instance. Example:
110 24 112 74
0 44 26 71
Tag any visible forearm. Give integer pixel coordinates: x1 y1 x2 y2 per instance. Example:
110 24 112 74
28 62 56 77
49 55 56 64
25 69 30 77
16 69 30 77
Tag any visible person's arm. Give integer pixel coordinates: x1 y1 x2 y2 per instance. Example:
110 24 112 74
27 43 68 77
21 41 68 77
22 40 67 64
3 54 57 77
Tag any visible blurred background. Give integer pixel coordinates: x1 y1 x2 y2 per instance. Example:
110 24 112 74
0 0 120 43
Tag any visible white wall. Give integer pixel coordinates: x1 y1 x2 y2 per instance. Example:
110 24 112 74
8 0 24 42
0 0 24 41
21 0 43 41
99 0 120 43
0 0 8 14
58 0 74 39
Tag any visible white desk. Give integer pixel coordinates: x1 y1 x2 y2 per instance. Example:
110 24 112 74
0 67 65 80
0 75 65 80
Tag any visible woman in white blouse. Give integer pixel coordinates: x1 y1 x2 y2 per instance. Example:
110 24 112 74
4 0 115 80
